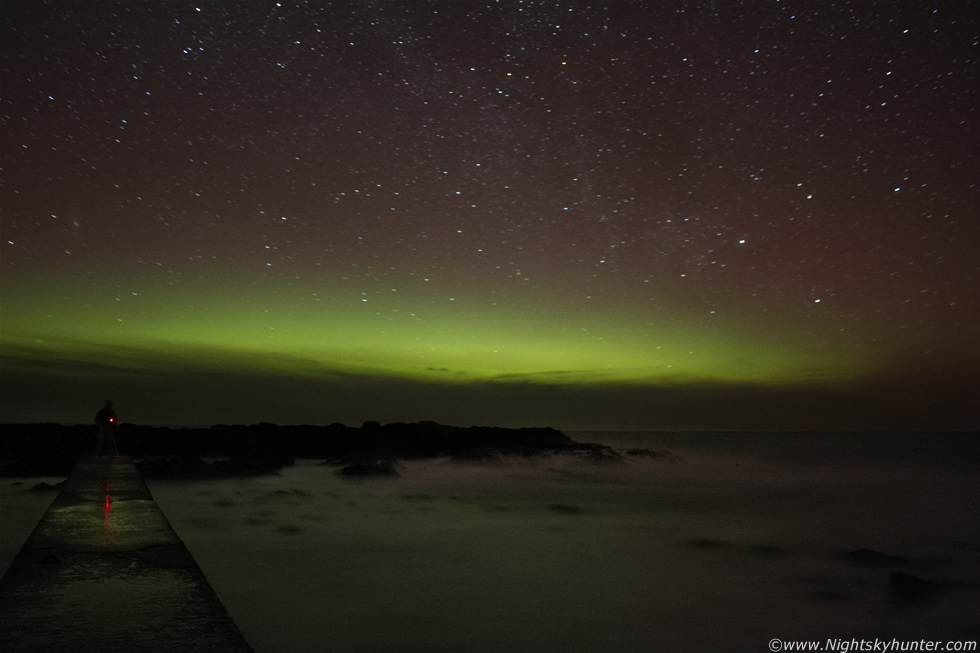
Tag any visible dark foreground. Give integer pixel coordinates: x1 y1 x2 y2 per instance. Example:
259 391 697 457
2 432 978 651
0 421 627 478
0 455 252 652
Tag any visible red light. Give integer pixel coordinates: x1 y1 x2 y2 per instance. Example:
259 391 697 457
109 417 115 423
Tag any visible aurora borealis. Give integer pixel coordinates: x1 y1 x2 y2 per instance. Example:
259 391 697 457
2 1 977 429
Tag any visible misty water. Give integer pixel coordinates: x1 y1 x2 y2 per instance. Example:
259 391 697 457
3 432 979 651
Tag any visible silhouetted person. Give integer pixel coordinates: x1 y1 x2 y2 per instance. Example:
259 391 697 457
94 400 118 455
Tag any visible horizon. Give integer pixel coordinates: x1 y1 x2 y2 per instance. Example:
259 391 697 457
4 420 976 433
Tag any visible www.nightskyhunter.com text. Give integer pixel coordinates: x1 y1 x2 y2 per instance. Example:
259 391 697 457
769 638 977 652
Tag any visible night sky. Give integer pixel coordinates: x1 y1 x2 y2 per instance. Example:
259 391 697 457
2 1 977 430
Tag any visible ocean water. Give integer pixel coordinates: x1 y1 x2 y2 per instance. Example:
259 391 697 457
0 478 64 576
4 432 979 651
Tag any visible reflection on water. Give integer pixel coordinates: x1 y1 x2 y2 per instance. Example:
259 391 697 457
145 433 980 652
103 481 112 539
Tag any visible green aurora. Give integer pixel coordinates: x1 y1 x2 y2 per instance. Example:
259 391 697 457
1 269 872 385
8 268 964 430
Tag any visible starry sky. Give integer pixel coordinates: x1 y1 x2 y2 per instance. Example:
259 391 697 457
2 1 978 430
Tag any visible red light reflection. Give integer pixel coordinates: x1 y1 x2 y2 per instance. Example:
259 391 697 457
102 480 112 534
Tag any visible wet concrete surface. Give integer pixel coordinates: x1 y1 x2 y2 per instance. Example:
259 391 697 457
0 456 253 652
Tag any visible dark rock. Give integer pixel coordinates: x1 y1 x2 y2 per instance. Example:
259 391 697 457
846 549 910 568
750 545 789 559
581 446 623 463
137 456 211 478
336 459 399 477
450 447 500 462
889 572 943 602
28 481 64 492
1 421 597 469
547 503 588 515
688 538 730 549
0 455 77 478
626 448 674 460
210 454 295 476
805 588 850 603
137 454 294 478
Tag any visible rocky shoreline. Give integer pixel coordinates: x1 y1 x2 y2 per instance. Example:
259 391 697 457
0 421 664 478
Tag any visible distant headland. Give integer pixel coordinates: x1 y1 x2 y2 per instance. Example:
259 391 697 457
0 421 652 478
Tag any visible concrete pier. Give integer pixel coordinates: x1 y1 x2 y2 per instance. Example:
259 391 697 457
0 456 253 652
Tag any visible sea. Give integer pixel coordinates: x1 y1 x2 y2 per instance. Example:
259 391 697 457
2 431 978 652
